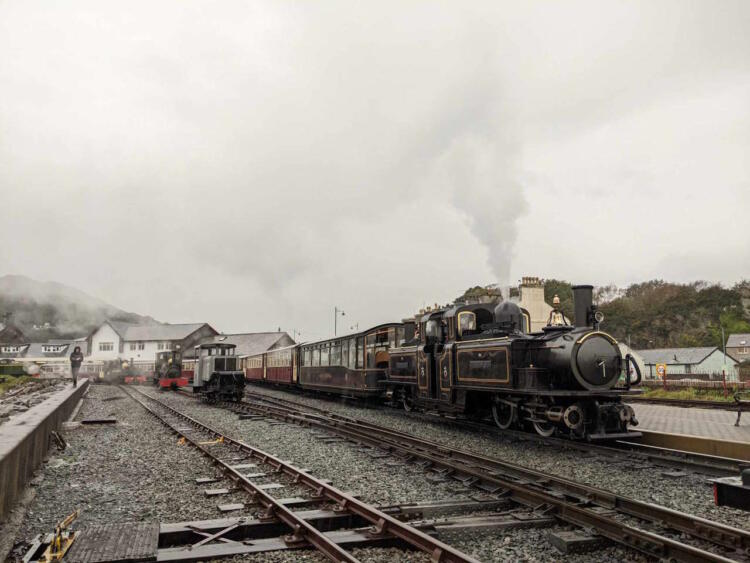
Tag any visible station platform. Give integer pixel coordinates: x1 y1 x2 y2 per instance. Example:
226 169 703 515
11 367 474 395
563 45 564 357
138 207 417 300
632 403 749 443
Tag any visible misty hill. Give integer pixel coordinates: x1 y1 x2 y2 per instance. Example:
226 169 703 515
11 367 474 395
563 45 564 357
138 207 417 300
0 275 158 341
458 279 750 350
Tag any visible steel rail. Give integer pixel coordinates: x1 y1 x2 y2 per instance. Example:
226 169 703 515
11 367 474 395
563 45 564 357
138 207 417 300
235 397 750 562
239 388 743 476
127 387 480 563
123 387 358 563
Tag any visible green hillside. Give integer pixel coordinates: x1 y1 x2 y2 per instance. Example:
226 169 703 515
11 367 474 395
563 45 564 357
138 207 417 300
0 275 157 341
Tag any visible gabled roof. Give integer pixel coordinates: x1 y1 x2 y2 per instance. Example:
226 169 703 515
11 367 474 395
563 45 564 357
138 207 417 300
100 321 211 342
0 340 89 359
203 332 294 357
24 341 88 358
635 347 721 365
727 334 750 348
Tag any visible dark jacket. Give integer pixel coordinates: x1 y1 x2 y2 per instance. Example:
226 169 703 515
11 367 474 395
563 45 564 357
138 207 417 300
70 351 84 368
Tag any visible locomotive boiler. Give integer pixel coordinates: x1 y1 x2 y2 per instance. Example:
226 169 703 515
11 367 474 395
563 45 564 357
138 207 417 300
387 285 641 440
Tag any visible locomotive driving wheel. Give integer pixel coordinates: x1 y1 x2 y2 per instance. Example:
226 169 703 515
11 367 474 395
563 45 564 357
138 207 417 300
532 421 556 437
492 399 515 430
401 389 415 412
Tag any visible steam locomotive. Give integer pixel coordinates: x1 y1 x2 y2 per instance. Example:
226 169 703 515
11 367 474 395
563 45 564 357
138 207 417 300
153 346 190 389
235 284 641 441
388 285 641 439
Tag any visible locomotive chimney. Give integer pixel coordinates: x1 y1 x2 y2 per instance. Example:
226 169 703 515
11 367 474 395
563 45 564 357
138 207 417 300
571 284 594 328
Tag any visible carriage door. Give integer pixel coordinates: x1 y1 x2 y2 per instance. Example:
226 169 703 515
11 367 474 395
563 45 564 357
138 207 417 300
292 349 298 383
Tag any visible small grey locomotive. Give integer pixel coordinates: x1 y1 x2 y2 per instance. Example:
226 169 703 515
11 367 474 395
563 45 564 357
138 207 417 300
192 341 245 402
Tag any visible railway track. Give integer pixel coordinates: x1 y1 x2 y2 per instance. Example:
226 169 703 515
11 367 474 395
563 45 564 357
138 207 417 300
235 387 744 477
122 386 480 563
219 390 750 563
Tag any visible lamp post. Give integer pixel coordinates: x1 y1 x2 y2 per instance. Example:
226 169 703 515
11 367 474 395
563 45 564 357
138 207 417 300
334 307 345 337
721 323 728 397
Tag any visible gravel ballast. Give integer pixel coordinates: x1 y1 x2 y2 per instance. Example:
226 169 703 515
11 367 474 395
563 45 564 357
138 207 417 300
141 389 653 562
237 384 750 530
9 384 248 546
5 383 737 562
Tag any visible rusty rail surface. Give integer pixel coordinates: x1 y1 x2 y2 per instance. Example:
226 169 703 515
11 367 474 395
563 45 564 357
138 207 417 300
124 386 479 563
233 393 750 563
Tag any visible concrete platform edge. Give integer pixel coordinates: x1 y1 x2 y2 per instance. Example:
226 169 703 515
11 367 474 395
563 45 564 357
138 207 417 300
0 379 90 521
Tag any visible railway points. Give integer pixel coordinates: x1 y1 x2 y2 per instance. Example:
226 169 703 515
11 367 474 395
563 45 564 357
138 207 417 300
161 384 750 561
2 381 749 562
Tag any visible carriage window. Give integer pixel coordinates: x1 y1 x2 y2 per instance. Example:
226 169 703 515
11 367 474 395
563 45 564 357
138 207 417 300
341 340 348 367
366 334 376 368
356 337 364 368
303 348 311 366
388 328 395 348
330 343 341 366
312 348 320 367
348 338 357 369
320 345 329 366
396 327 405 347
458 312 476 336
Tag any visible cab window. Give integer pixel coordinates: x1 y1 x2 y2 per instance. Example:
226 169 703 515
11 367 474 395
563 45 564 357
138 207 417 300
425 319 441 339
458 312 477 336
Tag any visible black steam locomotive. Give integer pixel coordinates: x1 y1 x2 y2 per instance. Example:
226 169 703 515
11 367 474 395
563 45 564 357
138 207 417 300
387 285 641 440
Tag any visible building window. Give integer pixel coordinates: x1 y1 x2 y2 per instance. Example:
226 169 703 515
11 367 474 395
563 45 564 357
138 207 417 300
130 343 136 351
158 342 164 350
684 364 692 374
739 347 749 355
138 342 145 350
2 346 20 353
99 342 114 352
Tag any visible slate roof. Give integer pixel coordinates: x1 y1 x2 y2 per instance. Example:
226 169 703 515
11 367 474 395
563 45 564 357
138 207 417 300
635 347 719 365
0 339 88 359
105 322 209 342
201 332 295 357
727 334 750 348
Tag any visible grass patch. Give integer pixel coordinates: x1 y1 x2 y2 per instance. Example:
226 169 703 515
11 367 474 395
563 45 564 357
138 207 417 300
640 386 738 402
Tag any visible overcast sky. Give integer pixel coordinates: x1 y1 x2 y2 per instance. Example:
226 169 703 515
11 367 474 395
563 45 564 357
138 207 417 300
1 1 748 339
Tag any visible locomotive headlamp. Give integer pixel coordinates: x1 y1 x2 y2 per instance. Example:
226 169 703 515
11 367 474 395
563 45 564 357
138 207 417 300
594 311 604 323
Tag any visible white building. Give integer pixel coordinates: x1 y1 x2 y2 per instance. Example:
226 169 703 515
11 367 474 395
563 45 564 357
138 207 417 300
513 277 555 333
87 321 218 366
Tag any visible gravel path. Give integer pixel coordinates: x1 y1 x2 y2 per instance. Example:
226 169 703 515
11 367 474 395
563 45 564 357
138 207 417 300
240 384 750 531
143 389 649 562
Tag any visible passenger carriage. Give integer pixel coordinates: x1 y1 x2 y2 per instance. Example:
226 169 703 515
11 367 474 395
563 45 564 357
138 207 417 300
242 353 265 382
297 323 405 398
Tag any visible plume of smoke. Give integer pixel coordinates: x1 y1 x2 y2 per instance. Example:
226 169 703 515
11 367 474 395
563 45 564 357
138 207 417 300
428 134 527 286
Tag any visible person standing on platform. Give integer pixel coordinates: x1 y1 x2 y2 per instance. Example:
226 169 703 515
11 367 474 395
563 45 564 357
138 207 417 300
69 346 84 387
